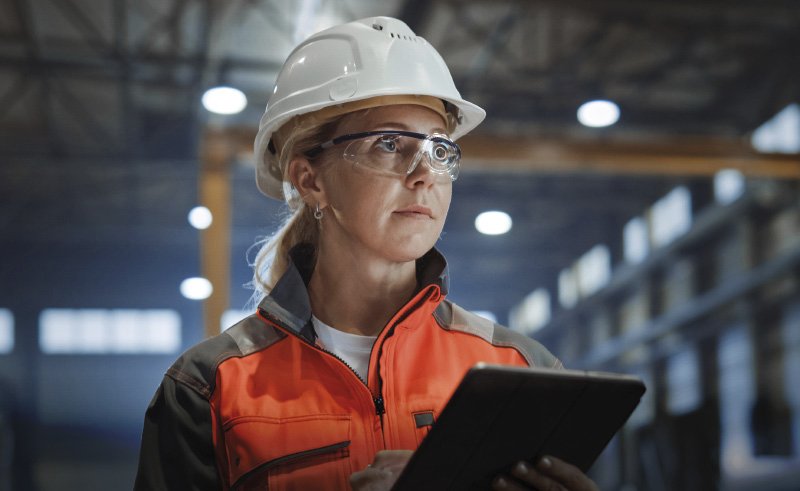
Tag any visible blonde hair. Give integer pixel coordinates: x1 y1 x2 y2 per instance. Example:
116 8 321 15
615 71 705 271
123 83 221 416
247 115 340 306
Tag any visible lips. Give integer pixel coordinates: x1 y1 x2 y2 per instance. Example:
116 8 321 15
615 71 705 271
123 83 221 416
394 204 434 218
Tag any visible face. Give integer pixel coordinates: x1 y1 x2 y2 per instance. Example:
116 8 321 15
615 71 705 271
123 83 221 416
314 105 453 263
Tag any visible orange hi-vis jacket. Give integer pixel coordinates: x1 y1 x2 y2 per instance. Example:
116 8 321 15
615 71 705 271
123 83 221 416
134 245 561 490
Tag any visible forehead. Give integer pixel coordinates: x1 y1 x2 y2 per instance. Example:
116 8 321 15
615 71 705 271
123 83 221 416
336 104 448 135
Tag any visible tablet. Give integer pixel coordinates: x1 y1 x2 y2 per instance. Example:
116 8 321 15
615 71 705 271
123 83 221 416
391 363 646 490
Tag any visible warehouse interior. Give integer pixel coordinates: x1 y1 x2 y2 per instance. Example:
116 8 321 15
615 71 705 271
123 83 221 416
1 0 799 489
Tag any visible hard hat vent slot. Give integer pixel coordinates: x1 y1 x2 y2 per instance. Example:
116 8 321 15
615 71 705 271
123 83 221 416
389 32 421 43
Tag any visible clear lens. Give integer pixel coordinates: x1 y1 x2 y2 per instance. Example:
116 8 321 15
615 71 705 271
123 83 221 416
342 133 460 180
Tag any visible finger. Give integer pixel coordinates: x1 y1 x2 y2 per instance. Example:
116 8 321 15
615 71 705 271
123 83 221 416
491 474 532 491
350 450 414 491
533 456 600 491
508 461 567 491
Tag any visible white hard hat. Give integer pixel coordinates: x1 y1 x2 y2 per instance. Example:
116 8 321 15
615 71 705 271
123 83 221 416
254 16 486 200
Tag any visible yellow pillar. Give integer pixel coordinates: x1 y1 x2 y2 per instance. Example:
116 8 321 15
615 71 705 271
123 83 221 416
199 128 232 339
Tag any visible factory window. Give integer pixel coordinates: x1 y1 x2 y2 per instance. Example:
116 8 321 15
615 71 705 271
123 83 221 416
666 346 701 415
714 169 745 205
751 103 800 154
718 326 756 473
650 186 692 248
0 309 13 354
558 267 579 309
510 288 551 335
576 244 611 297
782 302 800 456
623 216 649 264
39 309 181 354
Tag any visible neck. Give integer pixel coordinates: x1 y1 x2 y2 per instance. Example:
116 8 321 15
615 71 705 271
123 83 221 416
308 241 419 337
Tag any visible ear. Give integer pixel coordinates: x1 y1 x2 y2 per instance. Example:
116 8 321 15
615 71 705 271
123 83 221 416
287 156 328 208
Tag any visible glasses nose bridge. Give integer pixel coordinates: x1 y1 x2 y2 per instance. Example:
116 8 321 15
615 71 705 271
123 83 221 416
404 138 436 177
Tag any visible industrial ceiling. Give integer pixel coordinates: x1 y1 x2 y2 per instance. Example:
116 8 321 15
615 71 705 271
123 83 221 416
1 0 798 320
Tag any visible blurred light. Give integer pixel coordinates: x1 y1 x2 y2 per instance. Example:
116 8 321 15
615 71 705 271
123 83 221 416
202 86 247 115
623 217 649 264
576 244 611 297
718 326 756 472
751 103 800 153
475 211 512 235
0 308 13 353
188 206 213 230
558 267 579 309
180 277 213 300
650 186 692 248
577 100 620 128
142 311 182 352
39 309 180 354
714 169 746 205
510 289 551 335
666 347 701 415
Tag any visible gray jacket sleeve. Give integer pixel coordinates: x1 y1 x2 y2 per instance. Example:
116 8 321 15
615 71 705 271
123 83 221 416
134 375 221 490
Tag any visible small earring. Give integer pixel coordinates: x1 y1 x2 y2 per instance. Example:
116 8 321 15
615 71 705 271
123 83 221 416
313 203 323 220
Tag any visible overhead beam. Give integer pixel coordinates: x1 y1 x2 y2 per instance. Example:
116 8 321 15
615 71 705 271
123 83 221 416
458 134 800 179
0 52 283 81
46 0 111 56
436 0 800 20
221 127 800 179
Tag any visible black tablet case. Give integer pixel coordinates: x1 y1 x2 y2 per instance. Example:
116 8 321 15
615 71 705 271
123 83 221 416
391 364 646 490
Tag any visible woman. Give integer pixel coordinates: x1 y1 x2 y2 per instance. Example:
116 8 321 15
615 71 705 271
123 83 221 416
135 16 598 491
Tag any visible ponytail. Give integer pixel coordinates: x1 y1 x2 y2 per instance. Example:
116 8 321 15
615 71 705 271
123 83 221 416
248 205 317 305
247 114 340 307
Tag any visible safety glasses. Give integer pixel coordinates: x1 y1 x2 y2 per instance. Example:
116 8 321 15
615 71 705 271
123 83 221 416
306 130 461 181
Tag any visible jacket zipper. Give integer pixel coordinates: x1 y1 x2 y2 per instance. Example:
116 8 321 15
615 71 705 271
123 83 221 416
257 308 385 415
230 440 350 491
317 344 386 415
258 286 437 429
370 288 436 419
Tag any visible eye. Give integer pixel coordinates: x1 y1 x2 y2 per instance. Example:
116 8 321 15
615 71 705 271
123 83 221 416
433 144 448 161
374 136 399 153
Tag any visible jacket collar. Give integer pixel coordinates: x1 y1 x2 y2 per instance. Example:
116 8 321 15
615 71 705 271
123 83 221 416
257 243 449 343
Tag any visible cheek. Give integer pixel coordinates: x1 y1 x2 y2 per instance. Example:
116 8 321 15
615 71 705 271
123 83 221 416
443 185 453 207
437 184 453 217
325 171 389 218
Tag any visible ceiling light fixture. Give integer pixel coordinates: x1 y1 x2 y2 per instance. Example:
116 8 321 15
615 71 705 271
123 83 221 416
180 277 213 300
188 206 213 230
202 86 248 115
475 211 512 235
577 100 620 128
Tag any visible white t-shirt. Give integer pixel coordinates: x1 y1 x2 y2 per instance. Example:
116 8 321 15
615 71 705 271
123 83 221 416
312 315 377 383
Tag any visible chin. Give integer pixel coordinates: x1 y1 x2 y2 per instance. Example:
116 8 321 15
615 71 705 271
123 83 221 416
381 240 436 263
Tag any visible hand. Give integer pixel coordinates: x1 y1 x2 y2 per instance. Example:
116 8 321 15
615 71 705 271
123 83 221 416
350 450 413 491
491 455 599 491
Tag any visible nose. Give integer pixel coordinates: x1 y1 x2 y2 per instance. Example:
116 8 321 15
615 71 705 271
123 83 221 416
404 154 437 189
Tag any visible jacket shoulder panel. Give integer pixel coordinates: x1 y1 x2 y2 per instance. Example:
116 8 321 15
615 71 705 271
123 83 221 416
433 300 562 369
165 314 286 399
